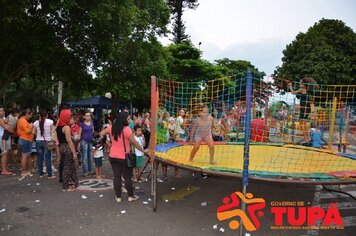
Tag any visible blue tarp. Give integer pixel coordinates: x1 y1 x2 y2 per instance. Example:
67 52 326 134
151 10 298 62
65 96 127 109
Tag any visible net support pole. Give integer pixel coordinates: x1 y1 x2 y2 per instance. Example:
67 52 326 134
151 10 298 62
150 75 158 212
292 98 296 144
328 97 337 151
240 70 253 236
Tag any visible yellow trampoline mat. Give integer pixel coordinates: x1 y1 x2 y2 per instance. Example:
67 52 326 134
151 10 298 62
155 145 356 174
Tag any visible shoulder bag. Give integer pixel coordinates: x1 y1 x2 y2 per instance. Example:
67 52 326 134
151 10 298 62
123 129 136 168
43 133 56 151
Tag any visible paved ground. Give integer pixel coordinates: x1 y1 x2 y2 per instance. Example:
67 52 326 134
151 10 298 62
0 157 355 236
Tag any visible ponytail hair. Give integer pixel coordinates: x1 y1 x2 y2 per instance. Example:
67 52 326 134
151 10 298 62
112 112 129 141
39 110 47 136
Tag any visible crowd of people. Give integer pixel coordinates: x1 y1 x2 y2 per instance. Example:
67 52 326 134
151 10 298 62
0 103 173 203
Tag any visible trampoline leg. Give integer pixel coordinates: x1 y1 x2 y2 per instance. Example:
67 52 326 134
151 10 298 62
152 160 158 212
137 155 151 181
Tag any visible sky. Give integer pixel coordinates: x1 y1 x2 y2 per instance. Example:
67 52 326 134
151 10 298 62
160 0 356 76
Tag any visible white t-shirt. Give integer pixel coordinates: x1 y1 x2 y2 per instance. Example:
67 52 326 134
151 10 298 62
175 116 185 134
34 119 54 141
93 148 104 158
134 135 144 156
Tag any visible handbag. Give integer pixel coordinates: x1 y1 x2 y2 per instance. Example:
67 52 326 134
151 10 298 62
45 140 56 150
123 130 136 168
43 133 56 151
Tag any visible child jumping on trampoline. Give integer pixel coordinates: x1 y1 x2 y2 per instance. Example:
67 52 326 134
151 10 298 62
288 79 314 143
189 105 216 164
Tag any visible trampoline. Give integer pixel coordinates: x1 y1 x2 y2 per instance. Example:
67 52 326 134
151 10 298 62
154 142 356 184
147 74 356 213
148 74 356 185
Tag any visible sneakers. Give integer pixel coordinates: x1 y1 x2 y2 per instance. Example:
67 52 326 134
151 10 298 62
115 196 121 203
128 195 139 202
48 175 56 179
121 186 128 193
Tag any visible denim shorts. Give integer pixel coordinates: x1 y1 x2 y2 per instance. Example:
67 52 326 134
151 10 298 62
19 138 32 154
94 157 103 167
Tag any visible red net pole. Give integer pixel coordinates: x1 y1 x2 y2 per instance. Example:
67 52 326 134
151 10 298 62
150 75 158 211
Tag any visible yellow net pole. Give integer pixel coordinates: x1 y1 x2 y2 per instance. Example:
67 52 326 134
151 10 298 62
328 97 337 151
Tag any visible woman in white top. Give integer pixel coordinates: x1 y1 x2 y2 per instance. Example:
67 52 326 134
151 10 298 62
33 111 55 178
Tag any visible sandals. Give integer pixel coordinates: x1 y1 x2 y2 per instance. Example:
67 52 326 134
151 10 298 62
121 187 128 193
115 196 122 203
62 187 76 192
18 175 26 181
128 195 139 202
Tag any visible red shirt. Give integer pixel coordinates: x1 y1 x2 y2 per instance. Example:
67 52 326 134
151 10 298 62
250 118 268 142
70 124 79 135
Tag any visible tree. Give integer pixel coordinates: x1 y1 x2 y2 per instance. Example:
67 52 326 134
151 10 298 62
0 0 98 106
167 0 199 44
274 19 356 85
165 41 226 82
215 58 270 106
0 0 171 110
88 0 171 111
215 58 266 78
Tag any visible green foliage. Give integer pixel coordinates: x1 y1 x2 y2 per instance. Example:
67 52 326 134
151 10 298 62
0 0 170 110
274 19 356 85
167 0 199 44
165 41 226 82
215 58 266 79
90 0 171 109
1 0 270 112
214 58 269 106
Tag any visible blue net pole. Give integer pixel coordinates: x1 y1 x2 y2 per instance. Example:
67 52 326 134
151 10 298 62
240 70 253 236
242 70 253 187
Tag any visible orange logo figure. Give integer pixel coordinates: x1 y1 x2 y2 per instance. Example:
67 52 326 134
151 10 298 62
217 192 266 231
